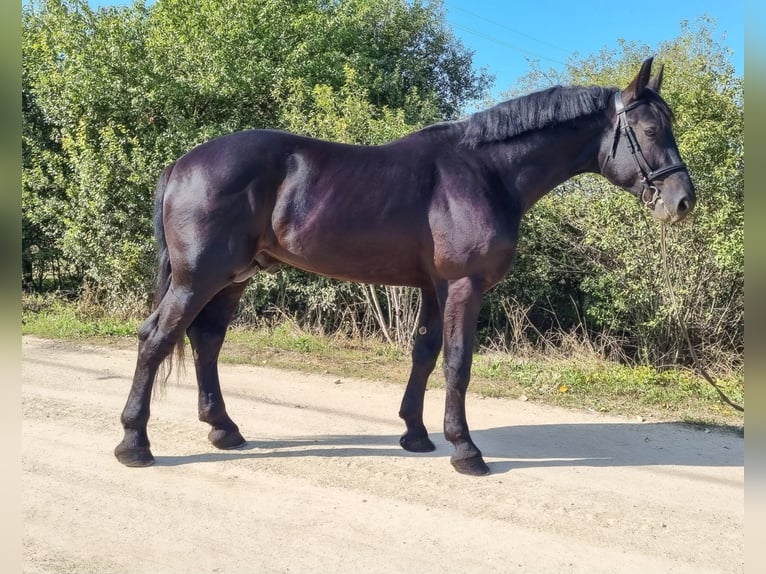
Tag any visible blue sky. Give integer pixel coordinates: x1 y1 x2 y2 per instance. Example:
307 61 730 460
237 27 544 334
442 0 744 97
88 0 744 100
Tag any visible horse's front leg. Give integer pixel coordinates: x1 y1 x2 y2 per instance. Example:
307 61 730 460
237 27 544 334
187 282 249 450
441 277 490 476
398 286 444 452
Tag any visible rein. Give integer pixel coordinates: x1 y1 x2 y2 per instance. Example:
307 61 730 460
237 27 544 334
611 91 687 210
659 224 744 413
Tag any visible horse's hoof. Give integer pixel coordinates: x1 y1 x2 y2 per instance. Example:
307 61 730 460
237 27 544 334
399 433 436 453
114 444 155 467
209 428 246 450
451 455 491 476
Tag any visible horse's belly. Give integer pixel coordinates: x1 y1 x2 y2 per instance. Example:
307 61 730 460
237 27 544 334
266 224 430 286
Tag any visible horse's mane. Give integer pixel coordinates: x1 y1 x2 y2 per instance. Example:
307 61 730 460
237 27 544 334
458 85 617 147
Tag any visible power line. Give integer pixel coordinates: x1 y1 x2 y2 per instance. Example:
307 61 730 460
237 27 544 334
450 22 568 66
448 4 571 54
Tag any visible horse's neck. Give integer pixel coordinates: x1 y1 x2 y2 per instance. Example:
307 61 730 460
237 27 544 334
487 117 609 212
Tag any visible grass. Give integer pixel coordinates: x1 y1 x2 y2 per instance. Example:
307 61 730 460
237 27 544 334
21 295 744 432
22 296 139 339
470 353 743 428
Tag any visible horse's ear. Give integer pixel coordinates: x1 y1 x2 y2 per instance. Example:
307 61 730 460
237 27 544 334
647 63 664 93
623 57 654 103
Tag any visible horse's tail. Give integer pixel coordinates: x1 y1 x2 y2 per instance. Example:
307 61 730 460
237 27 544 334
152 162 185 390
153 162 174 308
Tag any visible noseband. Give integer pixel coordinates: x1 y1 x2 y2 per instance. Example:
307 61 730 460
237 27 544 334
609 91 687 210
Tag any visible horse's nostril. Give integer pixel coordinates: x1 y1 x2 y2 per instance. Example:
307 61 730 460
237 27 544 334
677 198 689 215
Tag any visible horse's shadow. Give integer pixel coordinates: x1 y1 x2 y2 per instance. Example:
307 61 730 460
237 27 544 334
153 421 743 473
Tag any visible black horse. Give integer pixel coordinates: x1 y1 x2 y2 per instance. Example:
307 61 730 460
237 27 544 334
115 58 695 475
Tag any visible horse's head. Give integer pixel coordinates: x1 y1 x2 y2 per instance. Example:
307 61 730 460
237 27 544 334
601 57 696 223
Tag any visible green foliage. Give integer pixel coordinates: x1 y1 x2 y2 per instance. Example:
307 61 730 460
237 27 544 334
278 65 419 144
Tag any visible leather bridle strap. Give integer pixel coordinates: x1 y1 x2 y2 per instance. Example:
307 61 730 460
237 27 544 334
611 91 687 208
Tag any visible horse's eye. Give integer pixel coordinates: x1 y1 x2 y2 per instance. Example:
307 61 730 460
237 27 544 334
644 127 657 138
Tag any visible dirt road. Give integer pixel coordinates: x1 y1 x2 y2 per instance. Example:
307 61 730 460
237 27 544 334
22 336 743 573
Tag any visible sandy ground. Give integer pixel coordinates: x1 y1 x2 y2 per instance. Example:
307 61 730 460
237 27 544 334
22 335 743 573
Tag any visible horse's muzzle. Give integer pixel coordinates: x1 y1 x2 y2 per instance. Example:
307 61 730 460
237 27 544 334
649 172 696 223
651 191 695 223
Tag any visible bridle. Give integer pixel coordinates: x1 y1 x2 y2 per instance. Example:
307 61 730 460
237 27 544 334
609 90 687 210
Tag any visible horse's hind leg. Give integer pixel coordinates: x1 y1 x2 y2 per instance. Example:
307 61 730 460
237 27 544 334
186 281 249 450
399 287 443 452
114 284 210 467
